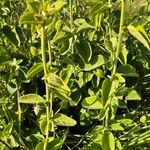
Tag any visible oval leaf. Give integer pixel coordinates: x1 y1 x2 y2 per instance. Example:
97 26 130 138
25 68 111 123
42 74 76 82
82 96 103 109
26 63 43 79
19 94 45 104
44 73 70 95
53 113 76 126
102 131 115 150
77 40 92 63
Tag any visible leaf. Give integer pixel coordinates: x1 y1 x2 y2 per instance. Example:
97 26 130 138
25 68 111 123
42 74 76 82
26 63 43 79
35 142 44 150
84 143 102 150
82 96 103 109
91 2 108 17
44 73 70 95
52 1 66 12
99 108 109 120
77 40 92 63
27 1 40 13
19 94 45 104
116 138 122 150
39 117 49 135
19 12 42 25
118 64 139 77
114 73 125 83
140 115 147 124
2 25 19 45
126 89 141 101
47 138 62 150
79 55 105 71
102 79 118 106
102 131 115 150
78 22 95 33
111 123 124 131
53 113 76 126
60 65 73 84
52 31 73 44
3 122 13 137
53 89 76 106
136 25 150 43
119 46 128 65
127 25 150 50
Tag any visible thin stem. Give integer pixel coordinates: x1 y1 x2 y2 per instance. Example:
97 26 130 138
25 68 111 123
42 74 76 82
69 0 73 30
41 26 50 150
111 0 125 77
17 90 21 136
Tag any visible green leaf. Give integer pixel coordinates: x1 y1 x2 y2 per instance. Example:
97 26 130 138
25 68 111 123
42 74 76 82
91 2 108 17
44 73 70 95
84 143 102 150
47 138 62 150
99 108 109 120
136 25 150 44
116 138 122 150
118 64 139 77
52 89 76 106
102 79 118 106
52 31 73 44
119 46 128 65
76 72 93 87
27 1 40 13
60 65 73 84
19 94 45 104
3 122 13 137
19 12 42 25
26 63 43 79
114 73 125 83
52 1 66 12
126 89 141 101
140 115 147 124
39 117 48 135
53 113 76 126
82 96 103 109
111 123 124 131
119 119 133 126
77 40 92 63
2 25 19 45
127 25 150 50
35 142 44 150
78 22 95 33
59 40 70 55
79 55 105 71
102 131 115 150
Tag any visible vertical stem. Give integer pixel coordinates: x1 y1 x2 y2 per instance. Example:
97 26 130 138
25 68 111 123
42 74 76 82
17 90 21 135
41 26 50 150
111 0 125 77
69 0 73 30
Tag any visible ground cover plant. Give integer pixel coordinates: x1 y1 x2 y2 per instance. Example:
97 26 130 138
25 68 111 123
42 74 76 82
0 0 150 149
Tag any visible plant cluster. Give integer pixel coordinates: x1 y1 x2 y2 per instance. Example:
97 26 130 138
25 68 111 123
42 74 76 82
0 0 150 149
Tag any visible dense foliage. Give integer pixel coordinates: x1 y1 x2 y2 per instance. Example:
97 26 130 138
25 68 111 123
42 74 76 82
0 0 150 149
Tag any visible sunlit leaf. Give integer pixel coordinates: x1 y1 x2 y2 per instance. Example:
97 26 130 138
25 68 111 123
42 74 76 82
53 113 76 126
82 96 103 109
126 89 141 101
128 25 150 50
19 94 45 104
26 62 43 79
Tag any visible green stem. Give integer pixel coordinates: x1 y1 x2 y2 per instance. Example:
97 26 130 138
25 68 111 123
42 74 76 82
41 26 50 150
69 0 73 30
111 0 125 77
17 90 21 136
